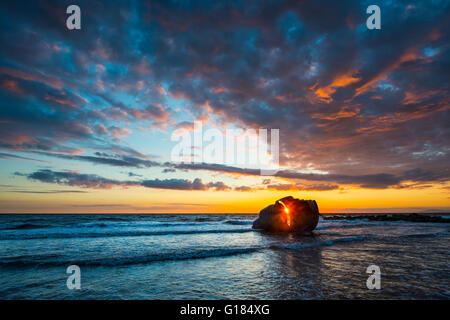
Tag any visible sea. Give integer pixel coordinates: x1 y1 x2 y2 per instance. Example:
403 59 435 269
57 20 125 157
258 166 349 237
0 214 448 299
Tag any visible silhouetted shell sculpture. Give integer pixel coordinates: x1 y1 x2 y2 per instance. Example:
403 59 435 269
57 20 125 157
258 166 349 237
252 196 319 233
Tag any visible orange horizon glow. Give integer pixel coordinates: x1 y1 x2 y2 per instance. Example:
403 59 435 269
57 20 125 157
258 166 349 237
1 183 449 214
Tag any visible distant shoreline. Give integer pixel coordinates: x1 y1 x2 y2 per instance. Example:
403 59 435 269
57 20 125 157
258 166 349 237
320 212 450 216
321 212 450 223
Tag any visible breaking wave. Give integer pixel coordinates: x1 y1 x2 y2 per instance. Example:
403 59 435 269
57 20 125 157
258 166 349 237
275 236 366 250
2 223 49 230
0 236 366 267
223 220 253 225
0 228 254 240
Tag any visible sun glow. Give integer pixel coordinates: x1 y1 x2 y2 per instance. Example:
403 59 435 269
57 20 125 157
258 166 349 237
279 200 291 227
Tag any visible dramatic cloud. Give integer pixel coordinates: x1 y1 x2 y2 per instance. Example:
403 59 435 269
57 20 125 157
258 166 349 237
21 170 131 189
0 0 449 194
32 151 160 168
171 162 448 189
12 149 450 189
142 178 230 191
18 169 231 191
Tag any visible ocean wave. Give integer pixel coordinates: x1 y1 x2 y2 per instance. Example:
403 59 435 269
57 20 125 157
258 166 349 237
0 228 254 240
3 223 47 230
66 222 109 228
65 221 204 229
194 216 227 222
74 247 262 266
223 220 253 225
0 253 61 264
393 230 449 239
317 220 404 230
276 236 366 251
0 247 262 267
0 236 368 267
1 221 208 231
97 216 131 222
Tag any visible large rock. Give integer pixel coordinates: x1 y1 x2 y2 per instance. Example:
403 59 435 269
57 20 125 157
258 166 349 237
252 196 319 233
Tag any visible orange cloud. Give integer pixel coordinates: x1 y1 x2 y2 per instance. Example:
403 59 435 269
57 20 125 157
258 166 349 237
402 90 441 105
0 79 23 94
355 50 420 96
312 106 360 121
111 128 132 138
355 103 449 134
0 67 62 90
44 95 78 109
312 71 360 102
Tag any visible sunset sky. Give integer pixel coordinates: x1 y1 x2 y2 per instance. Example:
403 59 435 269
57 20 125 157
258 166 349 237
0 0 449 213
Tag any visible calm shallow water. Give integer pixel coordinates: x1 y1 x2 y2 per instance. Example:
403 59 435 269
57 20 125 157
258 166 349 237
0 214 448 299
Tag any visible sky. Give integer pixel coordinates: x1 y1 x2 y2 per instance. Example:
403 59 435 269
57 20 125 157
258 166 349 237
0 0 449 213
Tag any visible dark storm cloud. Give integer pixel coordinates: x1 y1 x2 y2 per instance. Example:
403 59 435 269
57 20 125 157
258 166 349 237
264 183 340 191
142 178 230 191
170 162 448 189
32 151 160 168
22 169 131 189
12 148 448 189
18 169 231 191
0 0 449 190
297 183 340 191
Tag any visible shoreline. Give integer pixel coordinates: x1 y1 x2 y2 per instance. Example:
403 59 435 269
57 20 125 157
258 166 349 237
321 212 450 223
